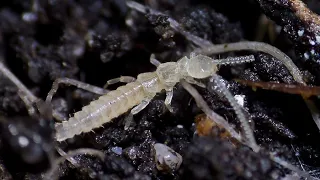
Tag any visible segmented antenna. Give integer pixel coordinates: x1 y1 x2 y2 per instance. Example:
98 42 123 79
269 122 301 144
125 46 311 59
214 55 255 65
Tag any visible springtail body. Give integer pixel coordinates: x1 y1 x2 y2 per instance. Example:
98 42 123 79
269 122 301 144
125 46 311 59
55 54 255 141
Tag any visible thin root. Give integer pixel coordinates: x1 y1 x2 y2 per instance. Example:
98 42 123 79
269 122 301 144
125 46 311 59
126 0 212 48
181 80 315 179
235 79 320 97
270 153 317 180
180 80 243 142
46 77 109 104
0 60 39 114
18 90 37 115
209 74 259 152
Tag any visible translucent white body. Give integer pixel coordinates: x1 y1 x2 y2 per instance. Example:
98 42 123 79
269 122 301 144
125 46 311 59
153 143 182 171
55 54 254 141
55 72 163 141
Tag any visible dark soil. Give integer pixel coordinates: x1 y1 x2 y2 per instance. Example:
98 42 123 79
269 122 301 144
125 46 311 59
0 0 319 179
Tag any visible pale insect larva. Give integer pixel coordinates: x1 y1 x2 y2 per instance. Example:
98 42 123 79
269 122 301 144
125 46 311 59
55 54 255 142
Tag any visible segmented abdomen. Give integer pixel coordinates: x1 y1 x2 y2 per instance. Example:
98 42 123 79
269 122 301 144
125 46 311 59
55 81 146 141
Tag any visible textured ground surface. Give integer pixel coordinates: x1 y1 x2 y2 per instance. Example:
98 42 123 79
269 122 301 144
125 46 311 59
0 0 319 179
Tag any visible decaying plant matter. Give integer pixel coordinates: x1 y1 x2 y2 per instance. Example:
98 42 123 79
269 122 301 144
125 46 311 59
256 0 320 82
